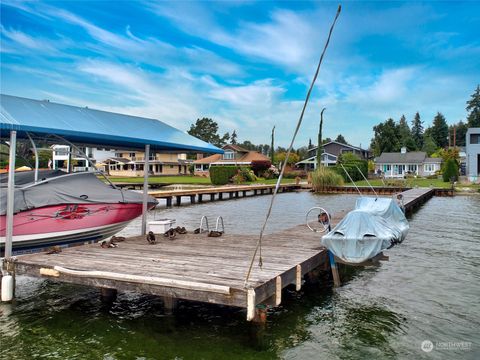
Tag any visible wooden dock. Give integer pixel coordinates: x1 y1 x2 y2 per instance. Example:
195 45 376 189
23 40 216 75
149 183 300 206
5 187 439 320
11 223 336 321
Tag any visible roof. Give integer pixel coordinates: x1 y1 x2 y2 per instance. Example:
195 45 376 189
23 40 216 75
310 141 369 152
224 144 249 152
424 157 442 163
375 151 427 164
194 150 270 164
0 94 222 154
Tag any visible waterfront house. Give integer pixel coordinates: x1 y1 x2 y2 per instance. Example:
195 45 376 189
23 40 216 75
466 127 480 182
296 141 370 170
193 144 270 175
374 147 442 178
105 151 190 176
52 145 115 172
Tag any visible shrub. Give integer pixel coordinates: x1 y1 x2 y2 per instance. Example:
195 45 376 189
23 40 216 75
283 170 307 179
442 158 458 182
332 161 368 182
263 165 279 179
251 160 271 176
311 166 344 192
238 167 257 182
209 166 239 185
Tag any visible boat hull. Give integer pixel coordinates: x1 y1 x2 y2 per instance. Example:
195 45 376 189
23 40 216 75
0 203 143 254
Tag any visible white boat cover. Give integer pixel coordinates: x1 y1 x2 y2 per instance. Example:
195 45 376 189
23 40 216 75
321 197 409 263
0 171 157 215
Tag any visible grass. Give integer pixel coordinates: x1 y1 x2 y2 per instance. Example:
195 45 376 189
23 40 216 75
350 178 480 190
107 175 293 185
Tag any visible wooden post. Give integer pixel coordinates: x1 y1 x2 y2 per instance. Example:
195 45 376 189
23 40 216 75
166 197 172 207
295 265 302 291
100 288 117 303
218 192 223 200
247 288 256 321
163 296 177 314
235 191 239 198
328 251 341 287
190 195 196 204
210 193 215 201
176 196 181 206
242 190 247 197
198 194 203 202
275 276 282 306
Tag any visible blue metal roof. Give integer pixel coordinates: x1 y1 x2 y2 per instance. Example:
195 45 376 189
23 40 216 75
0 94 223 153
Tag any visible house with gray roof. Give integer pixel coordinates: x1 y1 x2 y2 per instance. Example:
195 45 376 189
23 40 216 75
375 147 442 178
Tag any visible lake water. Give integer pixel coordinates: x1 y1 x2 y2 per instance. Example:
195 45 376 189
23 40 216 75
1 192 479 359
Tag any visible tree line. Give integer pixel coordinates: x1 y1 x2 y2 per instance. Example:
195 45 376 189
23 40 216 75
370 85 480 156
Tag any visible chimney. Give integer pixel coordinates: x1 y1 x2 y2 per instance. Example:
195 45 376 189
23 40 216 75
196 153 204 160
401 147 407 154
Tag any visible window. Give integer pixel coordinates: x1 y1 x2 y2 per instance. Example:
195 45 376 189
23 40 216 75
383 164 391 172
129 152 136 158
223 150 234 160
407 164 417 173
470 134 480 144
115 153 123 158
424 164 435 172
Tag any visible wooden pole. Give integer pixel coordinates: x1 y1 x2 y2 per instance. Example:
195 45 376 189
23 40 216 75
328 251 341 287
141 144 150 235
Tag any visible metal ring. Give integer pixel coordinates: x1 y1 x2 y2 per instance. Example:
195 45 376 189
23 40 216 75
306 207 331 233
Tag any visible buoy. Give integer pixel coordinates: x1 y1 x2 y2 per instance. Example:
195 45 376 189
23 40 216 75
1 275 14 302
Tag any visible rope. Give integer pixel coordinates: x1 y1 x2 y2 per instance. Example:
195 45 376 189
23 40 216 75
243 5 342 287
355 164 378 198
340 163 363 197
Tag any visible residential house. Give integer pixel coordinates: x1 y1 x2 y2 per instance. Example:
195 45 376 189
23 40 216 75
52 145 115 171
374 147 442 178
296 141 370 170
466 127 480 182
193 144 270 175
106 151 190 176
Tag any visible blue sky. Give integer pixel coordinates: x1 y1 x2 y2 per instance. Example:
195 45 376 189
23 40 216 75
1 1 479 149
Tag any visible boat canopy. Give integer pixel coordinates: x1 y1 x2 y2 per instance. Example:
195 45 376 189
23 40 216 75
322 197 409 263
0 94 223 153
0 171 154 215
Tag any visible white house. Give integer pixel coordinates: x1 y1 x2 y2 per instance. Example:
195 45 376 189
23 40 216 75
375 147 442 178
466 127 480 182
52 145 116 171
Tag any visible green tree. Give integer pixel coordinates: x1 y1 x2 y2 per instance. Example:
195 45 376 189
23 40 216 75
442 158 458 182
422 134 437 156
335 134 348 145
398 114 416 150
466 85 480 127
230 130 238 145
187 118 230 147
370 118 400 156
430 112 449 148
449 121 468 147
317 108 326 169
270 126 275 164
411 112 424 149
275 152 300 165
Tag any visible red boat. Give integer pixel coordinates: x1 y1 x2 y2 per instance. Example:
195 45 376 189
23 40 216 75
1 170 157 254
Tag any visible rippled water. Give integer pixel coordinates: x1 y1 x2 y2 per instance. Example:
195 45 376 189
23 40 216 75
1 193 479 359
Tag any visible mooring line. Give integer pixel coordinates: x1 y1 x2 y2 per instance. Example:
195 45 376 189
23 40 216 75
243 5 342 288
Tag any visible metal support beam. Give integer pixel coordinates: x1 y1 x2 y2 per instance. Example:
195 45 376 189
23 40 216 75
26 133 39 183
5 131 17 259
141 144 150 235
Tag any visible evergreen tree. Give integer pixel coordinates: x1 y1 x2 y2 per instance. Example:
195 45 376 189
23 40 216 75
398 115 416 150
422 134 437 156
335 134 348 145
430 112 449 148
411 112 424 149
370 118 401 156
317 108 326 169
230 130 238 145
466 85 480 127
188 118 230 147
449 121 468 147
270 126 275 164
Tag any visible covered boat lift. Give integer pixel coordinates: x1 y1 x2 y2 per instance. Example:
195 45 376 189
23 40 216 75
0 94 222 261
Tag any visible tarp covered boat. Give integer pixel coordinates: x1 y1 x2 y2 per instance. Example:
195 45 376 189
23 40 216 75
321 197 409 263
0 170 157 253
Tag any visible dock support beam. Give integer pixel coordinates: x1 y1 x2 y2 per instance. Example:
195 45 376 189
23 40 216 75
328 251 341 287
163 296 177 314
166 197 172 207
100 288 117 303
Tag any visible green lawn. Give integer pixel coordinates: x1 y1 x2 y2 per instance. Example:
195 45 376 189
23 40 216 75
351 178 479 190
107 175 293 185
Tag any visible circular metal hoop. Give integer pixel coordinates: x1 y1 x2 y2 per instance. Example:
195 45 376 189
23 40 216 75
306 207 331 233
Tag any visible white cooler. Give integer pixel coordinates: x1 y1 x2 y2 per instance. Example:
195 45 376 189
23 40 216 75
147 219 176 233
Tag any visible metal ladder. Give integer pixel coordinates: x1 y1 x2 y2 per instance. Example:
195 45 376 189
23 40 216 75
198 216 225 233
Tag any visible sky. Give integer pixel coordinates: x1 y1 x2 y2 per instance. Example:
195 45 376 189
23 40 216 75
1 1 479 149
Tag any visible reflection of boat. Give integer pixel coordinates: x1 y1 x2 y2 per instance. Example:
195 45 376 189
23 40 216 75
321 197 409 263
0 170 157 253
